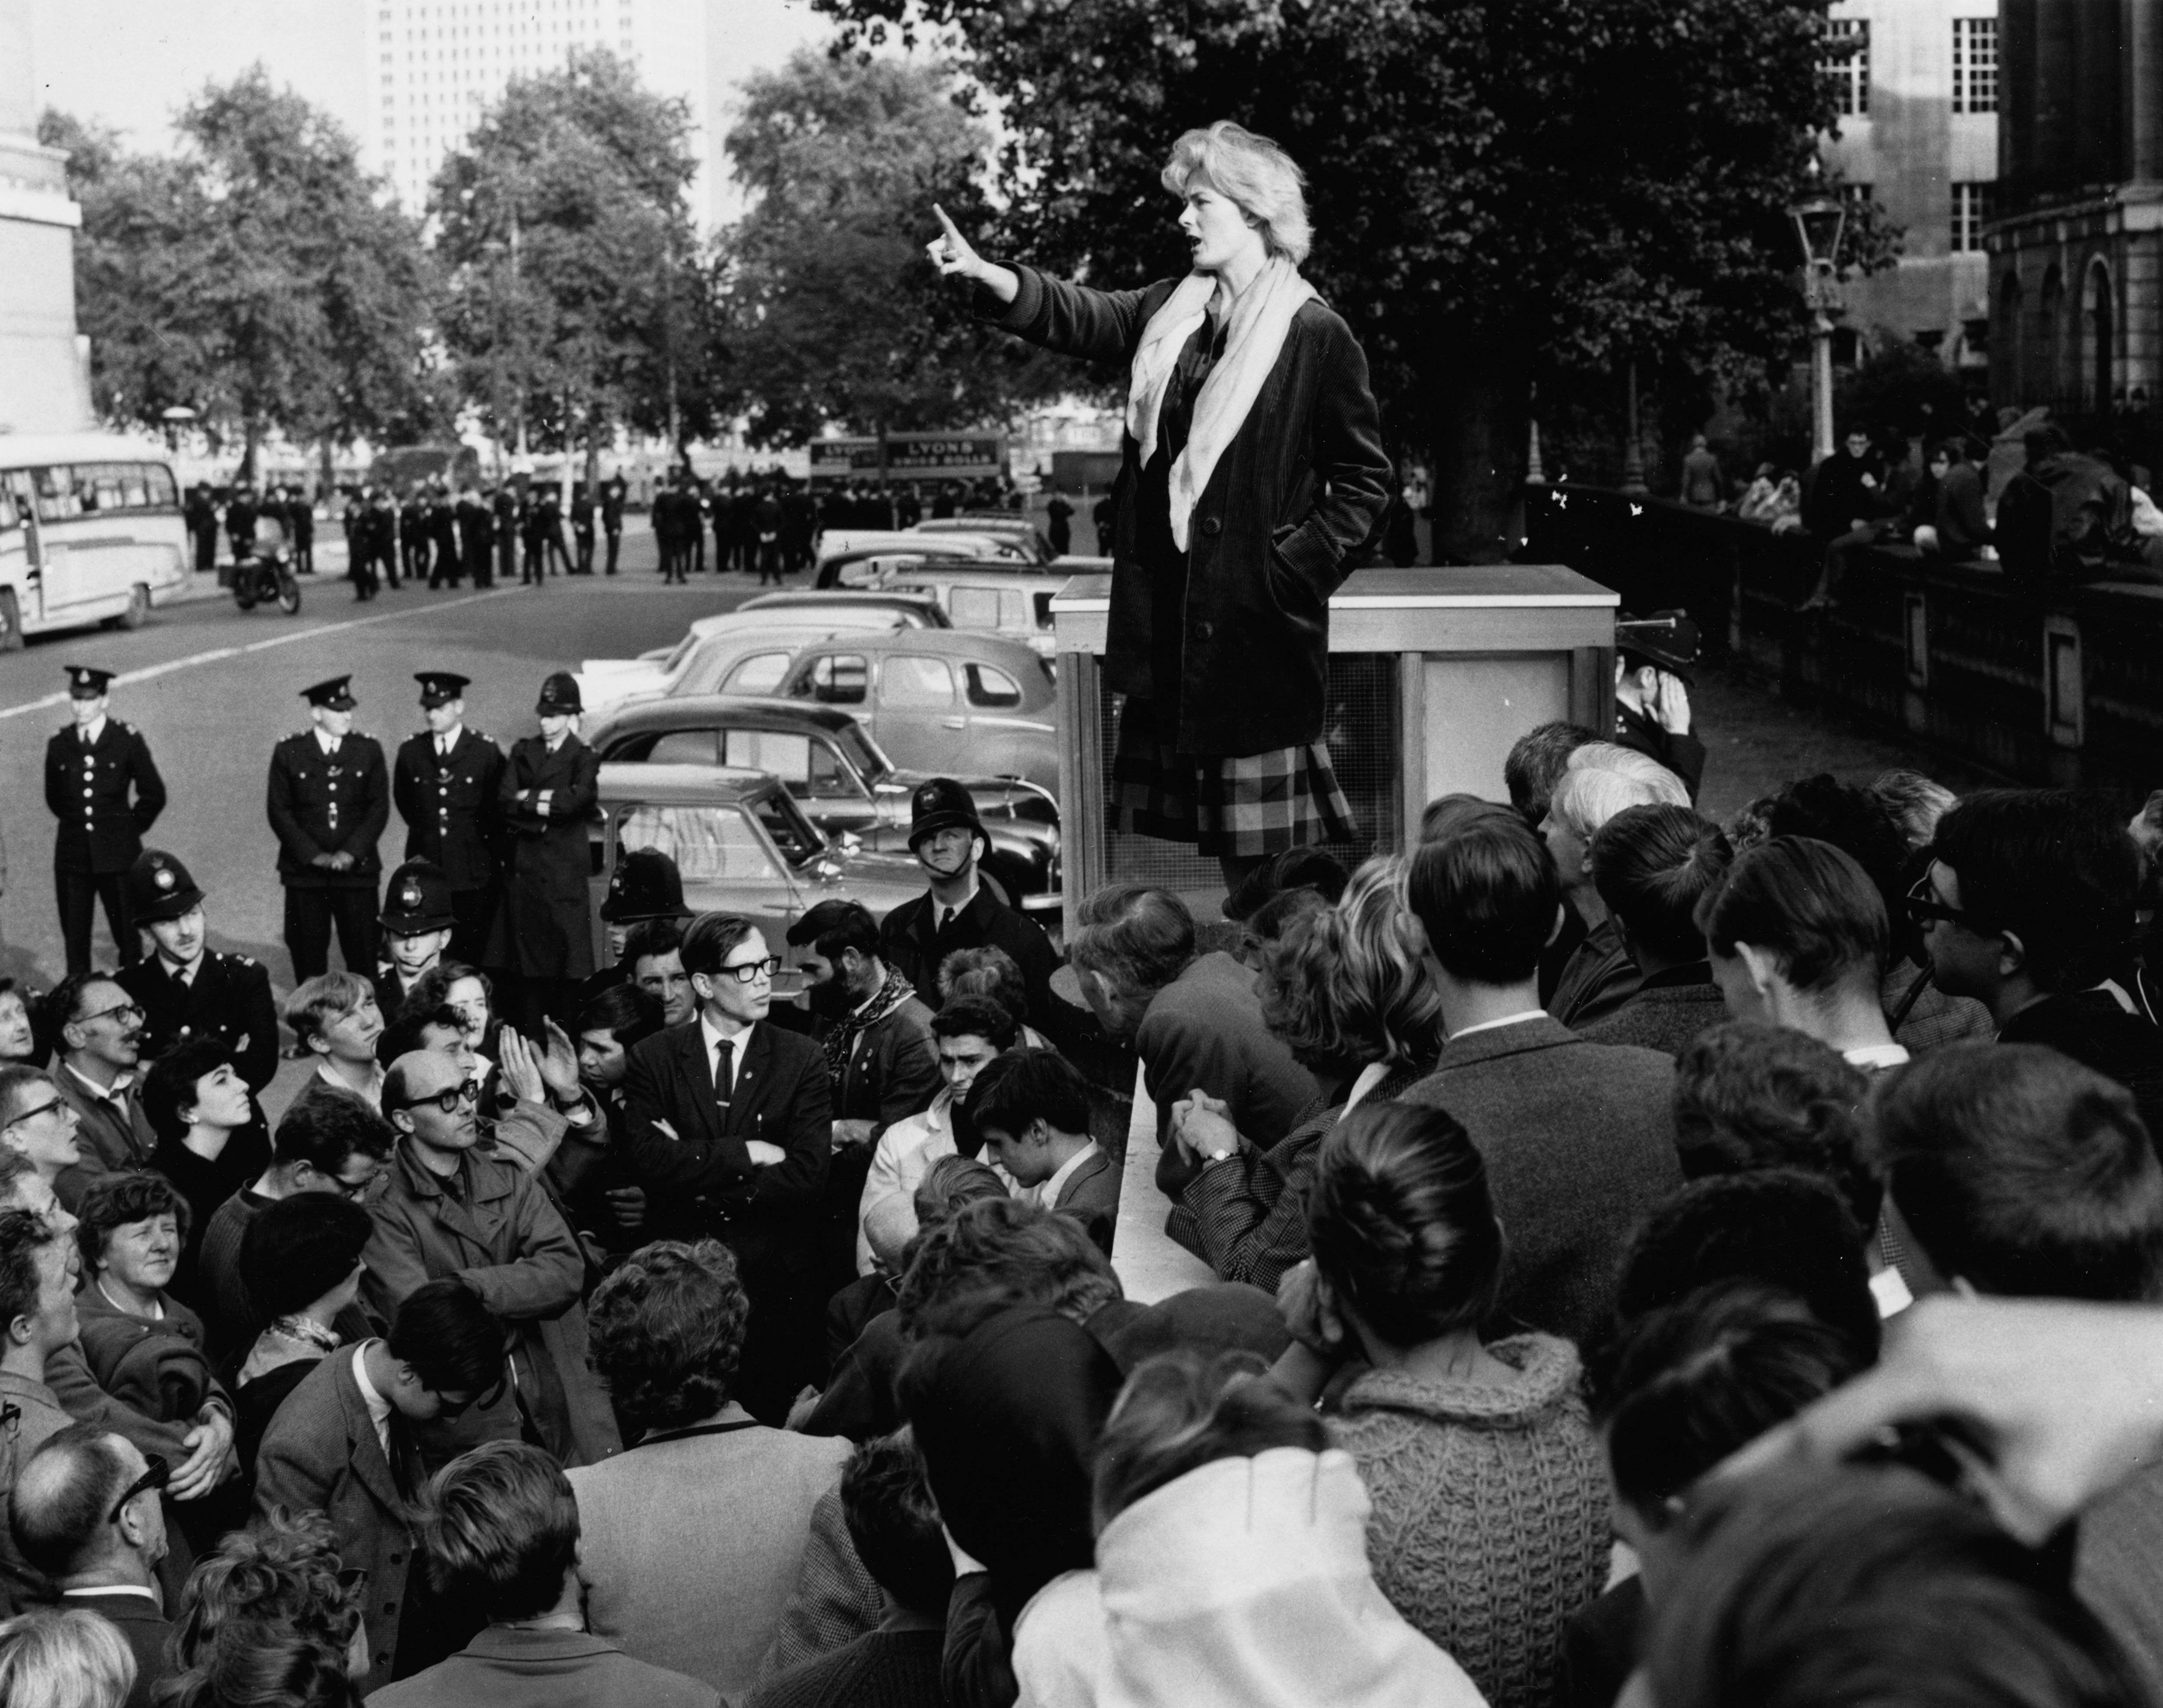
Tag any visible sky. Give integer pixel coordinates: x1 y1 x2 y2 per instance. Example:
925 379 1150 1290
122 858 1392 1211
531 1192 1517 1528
22 0 831 223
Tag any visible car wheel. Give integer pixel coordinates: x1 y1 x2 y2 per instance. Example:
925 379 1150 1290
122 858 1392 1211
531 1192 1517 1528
0 589 21 651
107 583 150 630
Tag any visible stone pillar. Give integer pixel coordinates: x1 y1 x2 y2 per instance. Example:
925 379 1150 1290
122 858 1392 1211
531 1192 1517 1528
0 0 93 433
2128 0 2163 183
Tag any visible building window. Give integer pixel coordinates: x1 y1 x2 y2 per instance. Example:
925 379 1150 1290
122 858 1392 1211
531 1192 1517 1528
1953 18 1999 114
1821 17 1869 117
1952 182 1996 252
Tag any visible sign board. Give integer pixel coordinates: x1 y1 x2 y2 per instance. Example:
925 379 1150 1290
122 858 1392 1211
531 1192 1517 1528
806 433 1008 484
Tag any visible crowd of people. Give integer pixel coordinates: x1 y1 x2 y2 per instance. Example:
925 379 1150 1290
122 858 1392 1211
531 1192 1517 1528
1 712 2162 1707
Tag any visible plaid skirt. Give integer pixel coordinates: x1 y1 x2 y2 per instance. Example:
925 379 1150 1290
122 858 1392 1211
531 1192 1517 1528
1111 696 1355 857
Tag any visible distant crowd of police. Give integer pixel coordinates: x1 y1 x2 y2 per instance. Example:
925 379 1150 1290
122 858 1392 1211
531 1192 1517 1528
177 470 1030 599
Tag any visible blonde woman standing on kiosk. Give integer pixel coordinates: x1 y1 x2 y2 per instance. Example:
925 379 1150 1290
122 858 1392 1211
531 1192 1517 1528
930 123 1392 894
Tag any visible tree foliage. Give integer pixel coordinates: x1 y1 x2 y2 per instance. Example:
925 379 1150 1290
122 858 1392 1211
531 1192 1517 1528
718 50 1069 446
44 73 440 469
815 0 1900 558
432 50 712 457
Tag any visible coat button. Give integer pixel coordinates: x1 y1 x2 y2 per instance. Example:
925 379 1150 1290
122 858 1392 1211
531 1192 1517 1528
1191 620 1213 641
1201 516 1222 537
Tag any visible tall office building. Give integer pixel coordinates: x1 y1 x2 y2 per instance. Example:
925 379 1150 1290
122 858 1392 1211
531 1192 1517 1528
0 0 91 432
1819 0 2002 380
365 0 708 217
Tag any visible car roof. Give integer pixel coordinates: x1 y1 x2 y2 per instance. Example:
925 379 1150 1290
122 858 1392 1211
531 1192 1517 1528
741 591 943 613
794 627 1048 666
592 694 866 738
688 606 908 638
595 762 787 807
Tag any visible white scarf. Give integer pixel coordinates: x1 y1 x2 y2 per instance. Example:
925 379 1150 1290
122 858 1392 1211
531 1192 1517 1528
1125 256 1317 552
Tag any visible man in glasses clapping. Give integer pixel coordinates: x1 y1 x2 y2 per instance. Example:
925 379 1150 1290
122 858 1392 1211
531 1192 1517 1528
362 1048 618 1471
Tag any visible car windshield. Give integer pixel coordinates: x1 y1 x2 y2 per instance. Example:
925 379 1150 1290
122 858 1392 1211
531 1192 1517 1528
614 806 780 883
752 787 825 865
836 721 891 781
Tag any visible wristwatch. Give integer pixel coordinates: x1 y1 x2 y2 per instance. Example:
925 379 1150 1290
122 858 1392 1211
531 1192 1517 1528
1200 1143 1235 1166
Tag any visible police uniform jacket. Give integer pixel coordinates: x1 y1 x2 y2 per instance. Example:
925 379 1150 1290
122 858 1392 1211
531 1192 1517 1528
46 719 166 873
367 505 397 554
118 949 280 1092
430 498 459 557
267 731 390 889
1613 701 1707 802
393 727 504 891
879 885 1060 1028
488 734 599 979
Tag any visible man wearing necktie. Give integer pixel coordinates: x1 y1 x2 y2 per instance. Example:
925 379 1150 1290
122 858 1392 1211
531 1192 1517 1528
44 666 166 974
392 672 506 966
266 676 391 983
116 848 280 1098
45 970 158 1209
619 911 831 1423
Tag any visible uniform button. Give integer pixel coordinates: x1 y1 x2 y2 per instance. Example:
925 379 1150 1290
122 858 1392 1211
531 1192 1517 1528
1191 620 1213 641
1202 516 1222 537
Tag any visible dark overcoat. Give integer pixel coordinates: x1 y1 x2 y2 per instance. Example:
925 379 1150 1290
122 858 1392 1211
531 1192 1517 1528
489 733 598 979
981 264 1391 756
46 720 165 873
393 726 505 892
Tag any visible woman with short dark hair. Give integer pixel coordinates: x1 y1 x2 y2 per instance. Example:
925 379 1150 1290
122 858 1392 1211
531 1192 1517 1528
140 1037 269 1287
931 121 1392 892
1275 1101 1610 1708
231 1192 376 1476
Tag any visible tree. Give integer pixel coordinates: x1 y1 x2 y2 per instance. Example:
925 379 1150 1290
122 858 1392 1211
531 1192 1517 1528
432 50 711 469
816 0 1898 560
45 74 440 475
718 50 1069 447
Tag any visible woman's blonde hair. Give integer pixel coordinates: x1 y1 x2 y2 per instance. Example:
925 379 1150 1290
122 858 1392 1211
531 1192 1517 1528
1161 121 1312 266
0 1608 135 1708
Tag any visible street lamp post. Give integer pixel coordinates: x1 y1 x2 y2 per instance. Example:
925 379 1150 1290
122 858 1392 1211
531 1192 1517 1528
1790 165 1848 466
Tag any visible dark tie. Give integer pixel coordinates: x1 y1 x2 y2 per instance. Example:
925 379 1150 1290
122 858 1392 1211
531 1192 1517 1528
938 907 956 934
712 1038 734 1113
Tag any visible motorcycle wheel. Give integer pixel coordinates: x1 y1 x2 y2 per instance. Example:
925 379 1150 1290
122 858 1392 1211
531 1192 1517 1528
276 572 302 615
234 579 258 612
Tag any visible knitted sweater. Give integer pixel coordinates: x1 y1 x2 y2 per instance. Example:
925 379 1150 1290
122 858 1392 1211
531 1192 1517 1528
1329 1334 1610 1708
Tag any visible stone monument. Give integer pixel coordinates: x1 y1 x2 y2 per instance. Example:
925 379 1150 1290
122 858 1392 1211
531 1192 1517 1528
0 0 93 434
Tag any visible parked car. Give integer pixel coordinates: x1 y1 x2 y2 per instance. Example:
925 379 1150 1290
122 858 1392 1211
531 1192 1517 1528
873 566 1068 656
815 529 1026 570
913 516 1056 561
590 762 925 998
576 612 917 716
816 548 998 590
590 627 1060 793
736 590 950 628
583 695 1061 915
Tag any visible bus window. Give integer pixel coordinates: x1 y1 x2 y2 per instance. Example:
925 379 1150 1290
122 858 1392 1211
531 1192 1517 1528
142 465 178 509
118 469 150 509
34 467 81 523
0 487 15 531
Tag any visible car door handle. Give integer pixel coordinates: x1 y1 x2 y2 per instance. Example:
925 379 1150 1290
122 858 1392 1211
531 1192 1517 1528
942 717 966 729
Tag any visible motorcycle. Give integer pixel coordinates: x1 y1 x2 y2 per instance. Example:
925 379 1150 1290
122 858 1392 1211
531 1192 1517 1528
232 543 302 615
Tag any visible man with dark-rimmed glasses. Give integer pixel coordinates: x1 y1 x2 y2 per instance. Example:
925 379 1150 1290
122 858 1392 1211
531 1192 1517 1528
42 972 156 1209
360 1050 617 1469
9 1424 174 1701
621 911 832 1422
1916 788 2163 1134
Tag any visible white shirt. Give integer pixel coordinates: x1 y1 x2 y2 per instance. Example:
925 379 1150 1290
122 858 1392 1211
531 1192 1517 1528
159 950 205 987
1844 1042 1912 1073
1339 1059 1395 1119
316 1059 384 1112
62 1585 156 1604
436 725 463 758
63 1060 135 1109
1447 1010 1546 1043
313 728 343 757
351 1343 394 1459
929 873 981 931
76 714 108 745
856 1093 955 1275
1028 1140 1101 1212
700 1010 753 1098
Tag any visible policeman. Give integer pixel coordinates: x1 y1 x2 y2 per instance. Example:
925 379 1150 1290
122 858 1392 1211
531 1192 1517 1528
115 849 279 1095
267 675 390 981
428 482 461 588
45 666 166 974
1613 609 1709 802
392 671 505 964
576 846 690 1008
374 857 456 1021
493 482 520 584
570 482 596 575
877 778 1057 1024
489 672 600 1030
600 475 625 575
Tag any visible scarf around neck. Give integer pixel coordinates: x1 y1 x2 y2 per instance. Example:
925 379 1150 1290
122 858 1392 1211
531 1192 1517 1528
1125 254 1317 552
824 964 919 1083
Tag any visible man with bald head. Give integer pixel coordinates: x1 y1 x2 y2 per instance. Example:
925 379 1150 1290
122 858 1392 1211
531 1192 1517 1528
361 1049 617 1466
9 1424 172 1704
